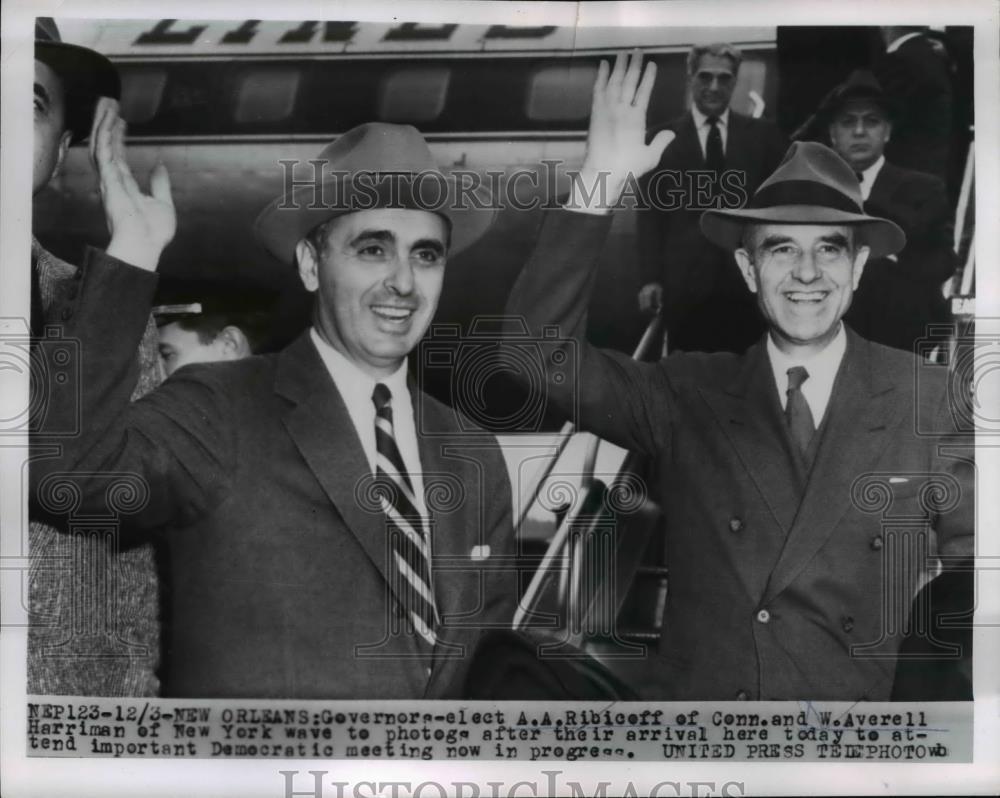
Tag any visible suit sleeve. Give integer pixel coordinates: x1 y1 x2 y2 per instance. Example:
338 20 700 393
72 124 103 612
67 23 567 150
504 209 673 456
637 151 668 287
30 249 235 533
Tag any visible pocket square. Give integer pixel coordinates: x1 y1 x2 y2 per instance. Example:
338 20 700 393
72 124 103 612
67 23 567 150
470 545 491 561
889 477 910 484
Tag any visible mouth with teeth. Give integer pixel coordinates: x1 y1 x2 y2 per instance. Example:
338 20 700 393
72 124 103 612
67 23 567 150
371 304 417 324
783 290 829 307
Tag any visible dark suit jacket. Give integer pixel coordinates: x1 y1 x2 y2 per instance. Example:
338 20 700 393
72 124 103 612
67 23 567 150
507 210 974 701
32 251 515 699
875 34 953 181
846 162 957 353
638 111 787 353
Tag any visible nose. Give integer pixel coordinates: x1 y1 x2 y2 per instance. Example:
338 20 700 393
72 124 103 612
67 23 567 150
792 251 820 283
852 117 866 135
384 254 415 295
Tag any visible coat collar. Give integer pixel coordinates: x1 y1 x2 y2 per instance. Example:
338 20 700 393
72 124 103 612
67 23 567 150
700 328 902 602
274 332 482 674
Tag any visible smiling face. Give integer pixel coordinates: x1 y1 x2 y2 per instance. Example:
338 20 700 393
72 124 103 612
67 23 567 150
34 60 72 195
295 208 448 379
735 224 869 356
690 53 737 118
828 98 892 172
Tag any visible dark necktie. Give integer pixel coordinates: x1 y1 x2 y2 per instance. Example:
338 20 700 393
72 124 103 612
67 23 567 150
372 383 438 650
785 366 816 459
705 116 725 175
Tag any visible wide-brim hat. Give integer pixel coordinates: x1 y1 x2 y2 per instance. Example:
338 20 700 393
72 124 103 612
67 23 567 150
700 141 905 258
254 123 497 265
35 18 121 144
816 69 897 126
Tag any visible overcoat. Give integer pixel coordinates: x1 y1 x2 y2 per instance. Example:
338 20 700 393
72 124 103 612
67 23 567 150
507 211 974 701
32 250 515 699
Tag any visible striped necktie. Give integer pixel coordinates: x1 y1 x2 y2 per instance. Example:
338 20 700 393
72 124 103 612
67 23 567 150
372 382 438 650
785 366 816 460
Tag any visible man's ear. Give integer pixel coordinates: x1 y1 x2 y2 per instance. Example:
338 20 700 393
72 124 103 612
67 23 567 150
50 129 72 182
217 326 252 360
851 244 870 290
734 248 758 294
295 239 319 292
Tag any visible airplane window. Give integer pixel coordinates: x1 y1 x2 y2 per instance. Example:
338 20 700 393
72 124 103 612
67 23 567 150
378 67 451 123
234 67 300 124
118 68 168 125
525 63 598 122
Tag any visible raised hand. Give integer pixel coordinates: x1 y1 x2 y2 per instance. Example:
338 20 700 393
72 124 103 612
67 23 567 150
571 51 675 212
90 97 175 271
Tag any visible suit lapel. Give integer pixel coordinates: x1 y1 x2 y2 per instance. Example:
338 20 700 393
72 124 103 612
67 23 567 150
866 162 903 212
699 339 806 601
762 331 901 603
412 393 486 694
670 113 704 168
276 333 411 618
725 112 749 170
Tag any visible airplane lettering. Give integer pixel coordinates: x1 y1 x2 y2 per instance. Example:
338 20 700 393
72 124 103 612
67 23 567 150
279 21 358 44
134 19 208 46
484 25 557 39
133 20 557 48
382 23 459 42
221 20 260 45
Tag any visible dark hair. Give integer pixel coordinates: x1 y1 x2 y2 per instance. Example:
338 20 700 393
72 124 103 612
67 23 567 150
687 43 743 76
161 310 272 354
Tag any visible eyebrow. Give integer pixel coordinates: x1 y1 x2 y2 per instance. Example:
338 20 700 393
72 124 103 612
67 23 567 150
758 232 851 249
348 229 446 254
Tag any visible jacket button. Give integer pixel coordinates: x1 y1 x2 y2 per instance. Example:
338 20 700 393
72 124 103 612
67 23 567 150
756 608 771 624
729 516 744 533
60 308 72 321
842 616 854 633
870 536 884 551
735 690 749 700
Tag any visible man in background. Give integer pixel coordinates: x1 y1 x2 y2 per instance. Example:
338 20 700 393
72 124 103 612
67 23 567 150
30 19 174 695
638 42 787 354
876 26 954 183
153 278 277 376
821 70 957 353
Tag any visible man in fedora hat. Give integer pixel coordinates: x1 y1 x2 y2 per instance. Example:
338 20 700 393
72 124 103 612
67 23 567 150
819 69 957 354
32 105 529 696
506 55 973 699
30 20 175 696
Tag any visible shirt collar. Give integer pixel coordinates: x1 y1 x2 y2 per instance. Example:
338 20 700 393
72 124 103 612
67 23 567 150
886 31 923 53
766 324 847 396
691 105 730 128
857 155 886 199
309 327 410 409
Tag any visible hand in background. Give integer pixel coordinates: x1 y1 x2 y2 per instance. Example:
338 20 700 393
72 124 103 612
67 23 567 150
570 51 675 213
90 98 175 271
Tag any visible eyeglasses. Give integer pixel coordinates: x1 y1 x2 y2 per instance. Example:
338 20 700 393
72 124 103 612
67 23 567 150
694 70 735 88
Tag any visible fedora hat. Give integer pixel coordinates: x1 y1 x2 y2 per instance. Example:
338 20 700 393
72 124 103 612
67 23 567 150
254 123 496 265
35 18 120 143
817 69 897 126
700 141 905 258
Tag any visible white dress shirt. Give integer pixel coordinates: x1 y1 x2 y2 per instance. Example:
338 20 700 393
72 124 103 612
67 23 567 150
856 154 885 202
310 328 428 515
691 105 730 159
766 324 847 427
